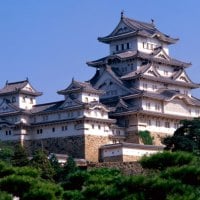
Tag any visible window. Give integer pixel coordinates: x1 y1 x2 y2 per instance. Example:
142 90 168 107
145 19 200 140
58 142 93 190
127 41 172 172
165 122 170 128
146 102 151 110
156 120 160 127
184 90 188 95
52 127 55 132
22 96 26 102
9 130 11 135
147 120 151 126
152 84 157 90
62 125 68 131
196 110 200 116
143 83 148 90
174 123 179 129
116 45 119 51
40 129 43 134
68 112 73 118
127 43 130 49
30 98 33 104
98 125 101 130
155 104 160 111
121 44 124 50
5 131 8 135
43 115 48 121
164 70 168 76
92 124 94 129
37 129 40 134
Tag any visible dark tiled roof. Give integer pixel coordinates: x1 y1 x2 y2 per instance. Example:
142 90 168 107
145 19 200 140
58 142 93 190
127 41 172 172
100 142 164 150
87 50 190 68
31 101 64 114
58 79 103 95
0 79 42 96
98 16 178 44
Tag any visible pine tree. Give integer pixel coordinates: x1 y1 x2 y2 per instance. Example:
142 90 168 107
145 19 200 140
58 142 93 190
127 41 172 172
11 144 29 167
30 150 55 181
49 154 62 182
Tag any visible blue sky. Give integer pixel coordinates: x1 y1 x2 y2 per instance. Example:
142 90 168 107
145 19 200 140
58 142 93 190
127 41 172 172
0 0 200 103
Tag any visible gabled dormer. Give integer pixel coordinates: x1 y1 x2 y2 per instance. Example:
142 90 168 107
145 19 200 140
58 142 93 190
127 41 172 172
98 12 178 55
57 79 103 103
0 79 42 110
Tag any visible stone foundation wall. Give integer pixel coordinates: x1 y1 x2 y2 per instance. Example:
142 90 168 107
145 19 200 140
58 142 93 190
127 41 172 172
151 132 168 146
102 155 142 162
84 135 109 162
88 161 144 175
24 135 85 158
125 131 140 143
103 155 123 162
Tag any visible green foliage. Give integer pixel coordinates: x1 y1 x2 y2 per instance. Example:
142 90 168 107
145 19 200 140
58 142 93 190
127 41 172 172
30 150 55 181
0 191 12 200
161 165 200 186
11 144 29 167
63 156 77 175
0 161 15 178
0 175 36 198
163 118 200 153
0 142 14 164
63 190 84 200
22 181 63 200
139 130 153 145
61 170 89 190
140 151 195 170
49 154 62 181
14 166 41 178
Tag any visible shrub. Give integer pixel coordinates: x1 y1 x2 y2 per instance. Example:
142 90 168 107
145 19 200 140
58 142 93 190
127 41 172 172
140 151 195 170
139 130 153 145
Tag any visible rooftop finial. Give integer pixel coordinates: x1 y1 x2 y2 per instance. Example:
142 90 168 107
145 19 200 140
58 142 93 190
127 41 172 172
121 10 124 19
72 77 74 82
151 19 155 25
6 80 8 85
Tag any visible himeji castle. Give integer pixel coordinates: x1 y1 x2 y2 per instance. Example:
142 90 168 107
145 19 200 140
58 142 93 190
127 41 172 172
0 13 199 162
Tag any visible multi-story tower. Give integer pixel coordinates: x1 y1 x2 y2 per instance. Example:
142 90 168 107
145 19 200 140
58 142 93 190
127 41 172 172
88 13 200 144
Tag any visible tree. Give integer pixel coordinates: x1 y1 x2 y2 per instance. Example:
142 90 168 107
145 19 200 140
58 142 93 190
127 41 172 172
11 144 29 167
63 156 77 176
163 118 200 153
30 150 55 181
49 154 62 182
0 142 14 164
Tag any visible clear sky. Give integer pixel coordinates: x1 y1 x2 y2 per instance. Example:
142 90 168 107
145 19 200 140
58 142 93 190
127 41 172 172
0 0 200 103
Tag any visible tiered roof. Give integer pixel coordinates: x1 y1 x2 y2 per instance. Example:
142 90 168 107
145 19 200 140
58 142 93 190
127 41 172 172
121 63 199 89
98 13 178 44
57 79 103 95
87 50 191 68
0 79 42 96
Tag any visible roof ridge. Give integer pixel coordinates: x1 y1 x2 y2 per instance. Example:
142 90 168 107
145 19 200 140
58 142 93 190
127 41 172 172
7 79 28 85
